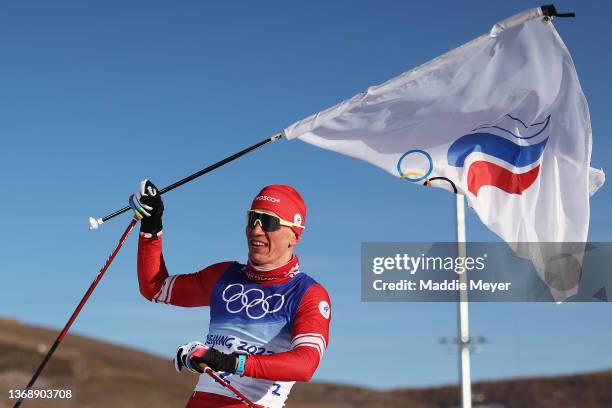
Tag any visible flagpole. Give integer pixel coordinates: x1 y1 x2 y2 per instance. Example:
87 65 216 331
456 194 472 408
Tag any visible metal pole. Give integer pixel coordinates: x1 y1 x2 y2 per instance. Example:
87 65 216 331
456 194 472 408
89 132 284 229
13 219 138 408
204 368 256 408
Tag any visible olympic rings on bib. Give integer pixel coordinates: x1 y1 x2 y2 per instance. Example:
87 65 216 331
222 284 285 319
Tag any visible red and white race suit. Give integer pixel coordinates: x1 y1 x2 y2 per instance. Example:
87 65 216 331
138 234 331 408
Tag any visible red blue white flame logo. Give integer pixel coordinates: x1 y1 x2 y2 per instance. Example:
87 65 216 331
447 114 550 196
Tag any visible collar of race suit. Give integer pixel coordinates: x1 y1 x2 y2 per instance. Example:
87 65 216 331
245 255 300 284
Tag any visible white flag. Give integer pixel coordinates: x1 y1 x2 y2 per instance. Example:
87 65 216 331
283 8 603 300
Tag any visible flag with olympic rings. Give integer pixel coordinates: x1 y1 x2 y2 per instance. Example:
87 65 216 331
283 7 605 300
284 7 603 244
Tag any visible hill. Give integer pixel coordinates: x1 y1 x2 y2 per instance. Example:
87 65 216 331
1 318 611 407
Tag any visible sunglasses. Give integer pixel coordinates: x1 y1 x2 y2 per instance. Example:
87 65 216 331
246 210 304 232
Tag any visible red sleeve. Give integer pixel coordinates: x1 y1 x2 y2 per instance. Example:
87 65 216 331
243 284 331 381
137 234 231 307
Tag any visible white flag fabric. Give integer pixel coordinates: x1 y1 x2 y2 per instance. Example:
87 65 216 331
283 8 603 300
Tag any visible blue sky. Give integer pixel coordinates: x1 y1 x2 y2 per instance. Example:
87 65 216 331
1 0 611 390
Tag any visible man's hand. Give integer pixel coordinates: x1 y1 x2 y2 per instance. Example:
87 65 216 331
174 341 238 374
129 179 164 236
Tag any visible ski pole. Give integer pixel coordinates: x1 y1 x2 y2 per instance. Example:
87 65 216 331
89 132 284 230
13 219 138 408
204 367 256 408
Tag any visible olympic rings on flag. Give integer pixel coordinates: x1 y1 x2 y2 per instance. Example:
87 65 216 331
222 284 285 320
396 149 458 193
423 177 458 194
397 149 433 182
400 171 427 180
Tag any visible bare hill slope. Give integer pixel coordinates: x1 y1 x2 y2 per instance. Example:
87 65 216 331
1 318 610 407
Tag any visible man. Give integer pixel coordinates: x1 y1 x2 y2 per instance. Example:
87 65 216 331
130 181 331 408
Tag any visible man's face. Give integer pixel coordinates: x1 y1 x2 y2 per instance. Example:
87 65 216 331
246 211 300 269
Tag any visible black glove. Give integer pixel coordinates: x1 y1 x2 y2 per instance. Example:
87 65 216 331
174 342 238 374
129 179 164 237
193 347 238 373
